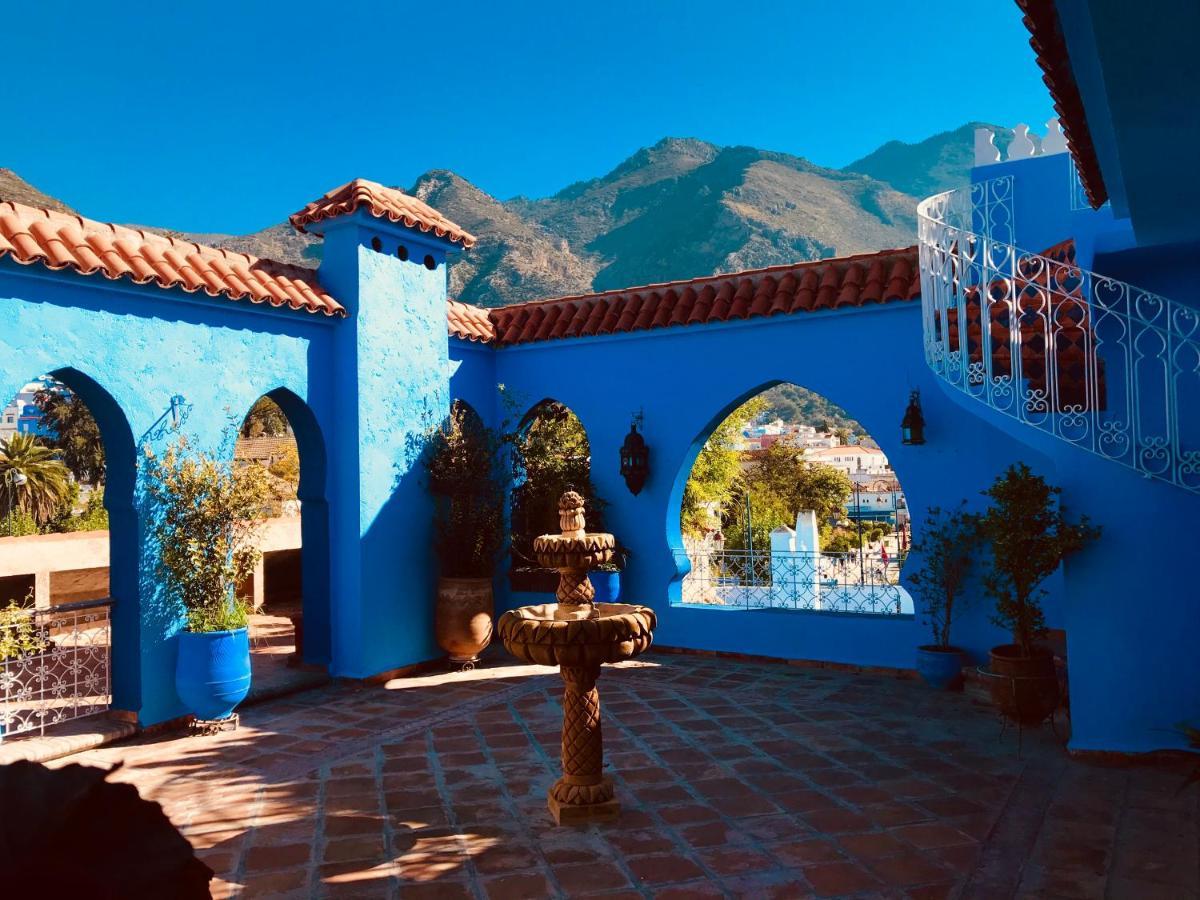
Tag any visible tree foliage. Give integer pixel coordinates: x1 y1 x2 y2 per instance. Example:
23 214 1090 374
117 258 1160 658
759 383 865 435
143 438 272 633
510 401 601 566
907 504 980 648
980 463 1100 655
33 383 106 486
426 401 505 578
240 397 290 438
0 433 73 525
680 396 765 537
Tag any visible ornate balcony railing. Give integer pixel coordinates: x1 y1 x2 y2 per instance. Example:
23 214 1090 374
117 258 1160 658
0 598 112 741
918 184 1200 493
674 548 909 615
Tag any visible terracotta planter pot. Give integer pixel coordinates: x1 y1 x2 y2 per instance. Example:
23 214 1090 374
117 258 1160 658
987 644 1060 725
435 577 494 665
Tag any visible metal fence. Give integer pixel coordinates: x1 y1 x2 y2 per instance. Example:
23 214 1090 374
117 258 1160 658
0 598 113 741
918 182 1200 494
675 548 906 614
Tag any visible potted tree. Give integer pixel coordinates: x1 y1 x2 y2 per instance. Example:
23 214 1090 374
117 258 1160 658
907 503 979 689
144 438 271 722
980 463 1099 724
426 402 504 668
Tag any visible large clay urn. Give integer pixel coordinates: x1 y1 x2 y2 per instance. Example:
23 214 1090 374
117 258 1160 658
435 577 494 669
987 644 1060 725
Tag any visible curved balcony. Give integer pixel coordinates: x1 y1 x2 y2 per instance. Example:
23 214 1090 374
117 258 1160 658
917 184 1200 494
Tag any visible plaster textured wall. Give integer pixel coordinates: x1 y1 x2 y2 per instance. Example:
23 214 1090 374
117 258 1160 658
0 262 335 724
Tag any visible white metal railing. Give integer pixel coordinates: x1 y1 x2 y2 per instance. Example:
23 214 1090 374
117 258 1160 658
0 598 112 740
675 548 909 615
918 184 1200 493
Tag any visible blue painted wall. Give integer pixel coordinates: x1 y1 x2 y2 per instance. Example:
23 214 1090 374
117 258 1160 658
0 260 337 725
473 303 1052 671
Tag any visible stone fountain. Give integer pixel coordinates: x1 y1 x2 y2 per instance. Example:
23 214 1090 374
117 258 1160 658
497 491 656 825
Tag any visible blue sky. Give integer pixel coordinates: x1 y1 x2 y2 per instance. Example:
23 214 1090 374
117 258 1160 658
5 1 1053 234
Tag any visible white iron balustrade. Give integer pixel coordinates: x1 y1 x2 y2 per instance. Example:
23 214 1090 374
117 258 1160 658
675 548 907 614
918 182 1200 493
0 598 113 740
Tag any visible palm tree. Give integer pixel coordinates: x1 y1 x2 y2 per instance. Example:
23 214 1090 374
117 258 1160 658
0 433 72 525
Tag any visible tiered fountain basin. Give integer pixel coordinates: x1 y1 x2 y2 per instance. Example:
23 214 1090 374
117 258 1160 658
497 492 656 825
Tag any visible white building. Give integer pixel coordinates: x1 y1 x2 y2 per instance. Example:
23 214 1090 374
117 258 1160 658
804 445 891 477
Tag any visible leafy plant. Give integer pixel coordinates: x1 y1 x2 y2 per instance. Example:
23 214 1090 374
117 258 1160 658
143 437 271 633
426 401 505 579
240 396 290 438
0 510 39 537
907 503 980 648
509 399 604 566
681 396 766 537
0 594 50 661
0 433 73 525
34 381 106 485
980 463 1099 656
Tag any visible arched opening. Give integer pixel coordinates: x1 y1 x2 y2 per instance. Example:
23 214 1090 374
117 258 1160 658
672 382 912 614
233 389 331 693
507 399 602 592
0 368 137 737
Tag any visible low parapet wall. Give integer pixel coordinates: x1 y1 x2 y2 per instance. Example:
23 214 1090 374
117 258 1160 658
0 517 302 609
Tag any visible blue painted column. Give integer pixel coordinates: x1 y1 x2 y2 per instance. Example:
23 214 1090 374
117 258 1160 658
314 211 456 677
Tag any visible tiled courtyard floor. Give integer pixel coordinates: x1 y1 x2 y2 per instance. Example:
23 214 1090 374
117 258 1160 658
51 653 1198 899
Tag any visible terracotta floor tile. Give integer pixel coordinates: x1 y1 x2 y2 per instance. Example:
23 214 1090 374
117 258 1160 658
801 860 881 896
625 852 707 885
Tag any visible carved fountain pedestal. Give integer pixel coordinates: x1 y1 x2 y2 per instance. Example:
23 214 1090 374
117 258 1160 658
497 492 656 825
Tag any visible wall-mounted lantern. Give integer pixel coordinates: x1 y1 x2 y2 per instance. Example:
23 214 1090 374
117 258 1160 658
619 410 650 495
901 390 926 445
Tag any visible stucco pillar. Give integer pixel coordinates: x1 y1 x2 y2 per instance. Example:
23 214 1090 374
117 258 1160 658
33 570 50 610
314 210 458 678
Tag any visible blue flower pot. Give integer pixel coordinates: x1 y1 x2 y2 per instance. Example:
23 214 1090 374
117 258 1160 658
915 645 965 690
176 628 252 720
590 571 622 604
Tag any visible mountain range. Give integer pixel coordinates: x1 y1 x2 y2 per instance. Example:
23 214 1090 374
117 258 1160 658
1 122 992 309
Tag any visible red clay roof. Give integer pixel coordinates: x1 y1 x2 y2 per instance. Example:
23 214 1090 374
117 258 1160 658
447 298 496 343
1016 0 1107 209
0 200 345 317
289 179 476 248
486 247 920 346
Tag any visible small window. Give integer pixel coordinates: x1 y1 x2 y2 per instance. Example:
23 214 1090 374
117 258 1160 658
396 245 409 261
423 254 436 270
370 236 382 252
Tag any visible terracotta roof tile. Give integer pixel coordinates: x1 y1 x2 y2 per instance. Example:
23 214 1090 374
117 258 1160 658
1016 0 1107 208
487 247 920 347
0 200 344 317
289 178 476 248
446 298 495 343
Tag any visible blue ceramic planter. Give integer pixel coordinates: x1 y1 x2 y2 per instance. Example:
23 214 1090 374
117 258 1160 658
590 571 622 604
176 628 252 720
915 645 965 690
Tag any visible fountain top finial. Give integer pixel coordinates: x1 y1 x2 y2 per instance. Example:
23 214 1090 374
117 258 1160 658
558 490 586 539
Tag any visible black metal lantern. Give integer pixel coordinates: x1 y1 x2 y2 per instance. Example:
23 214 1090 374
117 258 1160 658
619 411 650 495
901 390 926 445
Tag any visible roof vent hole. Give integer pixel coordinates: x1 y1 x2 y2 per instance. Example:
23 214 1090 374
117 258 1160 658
424 254 436 270
396 245 409 261
370 236 382 252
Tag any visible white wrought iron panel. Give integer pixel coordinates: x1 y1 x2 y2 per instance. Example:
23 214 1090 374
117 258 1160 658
675 548 904 615
918 182 1200 494
0 598 113 740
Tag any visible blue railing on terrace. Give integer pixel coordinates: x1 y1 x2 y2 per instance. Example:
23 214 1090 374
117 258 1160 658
917 182 1200 493
674 548 910 615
